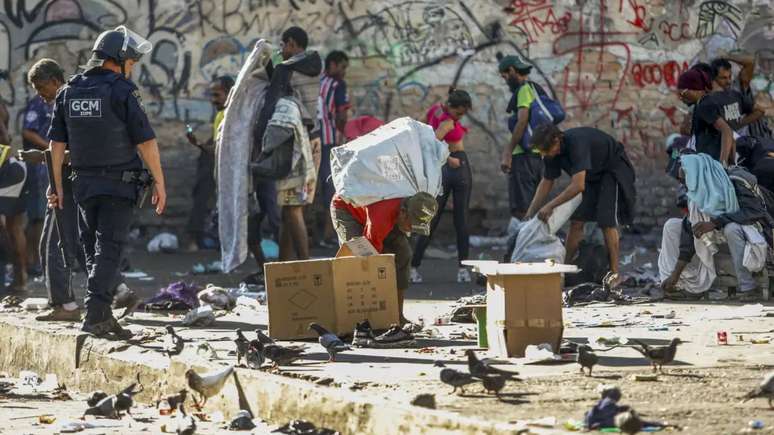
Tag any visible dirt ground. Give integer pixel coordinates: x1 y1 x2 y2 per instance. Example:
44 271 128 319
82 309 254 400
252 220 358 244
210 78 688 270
7 235 774 434
361 365 774 434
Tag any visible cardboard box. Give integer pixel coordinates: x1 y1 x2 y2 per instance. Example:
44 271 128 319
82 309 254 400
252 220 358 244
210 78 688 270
463 261 577 358
265 238 399 340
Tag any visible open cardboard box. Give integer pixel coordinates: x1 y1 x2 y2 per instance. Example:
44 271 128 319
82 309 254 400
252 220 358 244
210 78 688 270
463 261 578 358
265 237 399 340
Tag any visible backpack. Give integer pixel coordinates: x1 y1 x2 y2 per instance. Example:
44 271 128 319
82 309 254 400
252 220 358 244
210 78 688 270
508 82 565 152
250 125 294 181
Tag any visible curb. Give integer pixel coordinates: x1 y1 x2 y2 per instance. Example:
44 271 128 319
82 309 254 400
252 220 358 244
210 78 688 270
0 315 524 435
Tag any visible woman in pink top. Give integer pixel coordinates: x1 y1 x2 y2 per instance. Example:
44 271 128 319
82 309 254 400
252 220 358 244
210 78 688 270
411 88 474 283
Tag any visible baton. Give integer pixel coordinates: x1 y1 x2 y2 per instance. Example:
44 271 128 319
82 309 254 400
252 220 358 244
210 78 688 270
44 150 71 269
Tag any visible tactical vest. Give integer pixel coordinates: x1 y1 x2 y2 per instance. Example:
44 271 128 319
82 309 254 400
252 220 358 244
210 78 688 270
63 73 136 169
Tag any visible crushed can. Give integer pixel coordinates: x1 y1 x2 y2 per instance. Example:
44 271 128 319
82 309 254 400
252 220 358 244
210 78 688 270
716 331 728 345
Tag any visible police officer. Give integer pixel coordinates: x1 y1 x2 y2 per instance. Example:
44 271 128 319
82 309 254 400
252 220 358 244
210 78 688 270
48 26 166 338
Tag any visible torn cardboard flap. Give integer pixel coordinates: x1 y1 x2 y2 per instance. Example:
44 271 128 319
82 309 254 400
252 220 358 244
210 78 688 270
336 237 379 258
462 260 578 276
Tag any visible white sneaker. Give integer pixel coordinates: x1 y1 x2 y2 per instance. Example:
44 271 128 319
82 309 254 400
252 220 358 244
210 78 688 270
457 267 471 283
410 267 423 284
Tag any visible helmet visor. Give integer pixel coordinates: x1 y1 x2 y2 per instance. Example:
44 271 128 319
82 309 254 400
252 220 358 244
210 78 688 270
115 26 153 60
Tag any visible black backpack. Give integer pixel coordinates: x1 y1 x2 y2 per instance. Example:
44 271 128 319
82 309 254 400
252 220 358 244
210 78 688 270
250 125 294 181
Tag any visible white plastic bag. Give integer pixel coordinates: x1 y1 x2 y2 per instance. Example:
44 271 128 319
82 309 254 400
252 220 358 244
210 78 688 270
742 225 767 273
147 232 179 253
510 195 582 263
331 117 448 206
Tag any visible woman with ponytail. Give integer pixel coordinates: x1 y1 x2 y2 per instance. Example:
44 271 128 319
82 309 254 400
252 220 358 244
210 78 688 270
411 88 474 283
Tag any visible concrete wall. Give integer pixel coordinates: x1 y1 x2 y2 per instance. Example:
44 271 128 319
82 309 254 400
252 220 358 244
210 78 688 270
1 0 773 232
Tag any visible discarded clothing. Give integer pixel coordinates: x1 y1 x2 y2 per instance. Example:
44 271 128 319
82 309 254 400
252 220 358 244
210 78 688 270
563 282 610 306
680 154 738 216
585 397 627 429
273 419 337 435
140 281 199 311
447 294 486 323
197 284 236 311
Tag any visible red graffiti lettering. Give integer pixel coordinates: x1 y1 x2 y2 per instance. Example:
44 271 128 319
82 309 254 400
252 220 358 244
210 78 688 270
619 0 651 31
506 1 571 43
658 20 692 42
631 61 689 88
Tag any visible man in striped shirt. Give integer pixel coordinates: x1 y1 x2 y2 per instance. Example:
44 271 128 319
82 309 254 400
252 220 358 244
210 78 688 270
316 50 350 246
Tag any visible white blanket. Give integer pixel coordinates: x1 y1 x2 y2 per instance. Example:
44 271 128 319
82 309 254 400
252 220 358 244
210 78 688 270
216 40 273 273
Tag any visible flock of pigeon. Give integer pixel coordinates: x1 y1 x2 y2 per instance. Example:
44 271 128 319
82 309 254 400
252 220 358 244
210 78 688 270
76 324 773 434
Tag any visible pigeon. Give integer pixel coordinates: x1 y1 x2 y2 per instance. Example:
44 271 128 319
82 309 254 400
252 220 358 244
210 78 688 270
481 374 509 396
255 329 275 344
175 403 197 435
164 325 186 357
615 410 644 434
234 329 249 365
631 338 681 372
156 389 187 410
185 366 234 409
83 394 119 419
434 361 477 395
465 350 519 379
578 344 599 376
261 342 307 367
309 323 351 362
742 371 774 408
114 374 143 417
86 390 109 407
246 340 265 369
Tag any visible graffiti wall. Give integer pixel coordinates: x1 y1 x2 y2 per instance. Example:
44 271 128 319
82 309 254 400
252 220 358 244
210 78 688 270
1 0 773 229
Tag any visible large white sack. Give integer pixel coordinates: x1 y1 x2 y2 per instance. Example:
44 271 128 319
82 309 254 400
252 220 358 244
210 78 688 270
330 117 449 206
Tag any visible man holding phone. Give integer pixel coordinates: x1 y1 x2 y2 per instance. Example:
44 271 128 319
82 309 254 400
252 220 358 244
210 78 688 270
184 76 234 251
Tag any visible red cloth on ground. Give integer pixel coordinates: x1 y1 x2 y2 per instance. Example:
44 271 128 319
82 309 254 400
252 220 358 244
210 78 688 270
332 195 402 253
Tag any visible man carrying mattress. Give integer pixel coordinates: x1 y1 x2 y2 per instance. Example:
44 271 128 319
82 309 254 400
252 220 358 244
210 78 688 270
331 192 437 329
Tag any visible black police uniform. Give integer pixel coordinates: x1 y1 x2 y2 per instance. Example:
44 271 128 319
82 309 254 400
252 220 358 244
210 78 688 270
48 67 154 325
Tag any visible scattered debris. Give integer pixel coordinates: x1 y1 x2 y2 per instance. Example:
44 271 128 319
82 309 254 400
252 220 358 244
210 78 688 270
198 285 236 311
142 282 200 311
192 261 223 275
410 393 436 409
273 419 338 435
181 305 216 327
229 409 256 430
20 298 48 311
147 232 179 253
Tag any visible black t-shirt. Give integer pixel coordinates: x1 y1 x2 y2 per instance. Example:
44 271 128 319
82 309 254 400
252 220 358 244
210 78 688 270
692 89 753 160
543 127 623 181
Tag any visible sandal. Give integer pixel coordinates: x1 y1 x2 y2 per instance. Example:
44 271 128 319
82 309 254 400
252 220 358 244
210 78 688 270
663 287 706 301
